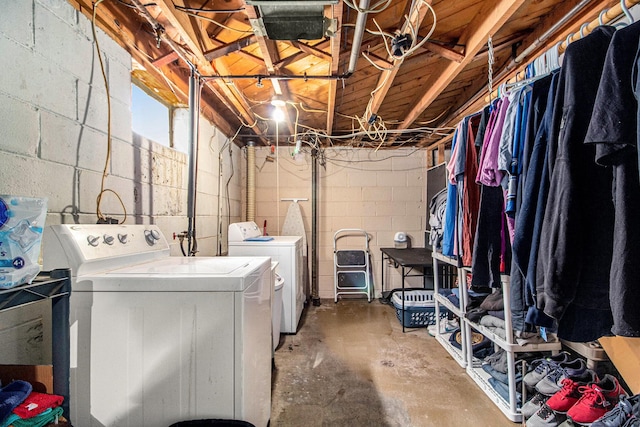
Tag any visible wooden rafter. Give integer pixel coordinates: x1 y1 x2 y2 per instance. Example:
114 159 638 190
68 0 234 135
152 0 264 136
326 1 343 135
365 0 433 118
204 35 258 61
399 0 526 129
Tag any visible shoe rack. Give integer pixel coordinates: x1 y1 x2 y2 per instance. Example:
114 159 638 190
432 250 562 423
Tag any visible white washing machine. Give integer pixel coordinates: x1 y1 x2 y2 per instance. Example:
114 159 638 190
43 224 272 427
228 222 304 334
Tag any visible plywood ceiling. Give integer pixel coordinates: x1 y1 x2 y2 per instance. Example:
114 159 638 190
68 0 625 148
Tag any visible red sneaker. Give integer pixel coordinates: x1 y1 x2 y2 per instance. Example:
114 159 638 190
567 374 626 425
546 371 599 414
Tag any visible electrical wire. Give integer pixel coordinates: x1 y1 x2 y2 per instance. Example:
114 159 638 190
173 4 245 14
92 0 128 223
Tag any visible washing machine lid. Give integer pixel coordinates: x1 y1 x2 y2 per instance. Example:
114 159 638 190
77 256 271 292
228 235 302 246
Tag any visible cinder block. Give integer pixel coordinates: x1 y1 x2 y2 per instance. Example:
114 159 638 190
0 38 76 119
1 1 34 47
362 187 392 202
34 2 93 82
40 112 114 173
110 138 139 181
37 0 80 29
107 59 132 105
376 171 407 187
77 82 132 142
0 153 74 213
0 95 39 157
392 186 423 202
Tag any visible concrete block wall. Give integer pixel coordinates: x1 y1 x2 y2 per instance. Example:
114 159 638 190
0 0 241 257
246 145 428 300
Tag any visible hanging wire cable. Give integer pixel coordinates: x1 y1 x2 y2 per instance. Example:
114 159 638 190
92 0 128 223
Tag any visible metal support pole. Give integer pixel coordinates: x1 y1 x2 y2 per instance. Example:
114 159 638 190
187 68 200 256
311 148 320 306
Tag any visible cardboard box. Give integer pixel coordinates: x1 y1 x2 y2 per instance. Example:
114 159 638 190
599 336 640 394
0 364 53 393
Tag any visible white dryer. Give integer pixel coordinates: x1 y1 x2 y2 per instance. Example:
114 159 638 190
43 224 272 427
228 222 305 334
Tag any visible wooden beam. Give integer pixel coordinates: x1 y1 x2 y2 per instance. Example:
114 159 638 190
288 41 332 62
152 0 262 134
326 1 343 135
204 35 257 61
366 0 433 117
152 51 179 67
421 41 464 63
399 0 526 129
70 0 236 136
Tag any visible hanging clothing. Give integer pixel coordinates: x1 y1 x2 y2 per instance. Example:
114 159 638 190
477 98 509 187
441 127 459 257
585 21 640 337
536 26 616 342
461 114 482 267
510 73 555 332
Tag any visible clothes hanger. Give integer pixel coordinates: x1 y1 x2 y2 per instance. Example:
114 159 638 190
621 0 634 25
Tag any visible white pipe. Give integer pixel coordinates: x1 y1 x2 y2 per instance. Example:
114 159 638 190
347 0 372 74
246 141 256 222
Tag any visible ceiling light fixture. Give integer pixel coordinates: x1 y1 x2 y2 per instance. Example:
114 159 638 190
270 94 286 107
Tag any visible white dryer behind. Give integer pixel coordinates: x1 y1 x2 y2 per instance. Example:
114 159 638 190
228 222 305 334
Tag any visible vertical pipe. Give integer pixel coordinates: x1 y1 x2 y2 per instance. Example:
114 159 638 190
246 141 256 222
187 68 200 255
311 148 320 306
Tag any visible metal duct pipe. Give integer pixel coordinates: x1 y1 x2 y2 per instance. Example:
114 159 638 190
311 148 320 306
346 0 371 75
246 141 256 222
187 68 200 256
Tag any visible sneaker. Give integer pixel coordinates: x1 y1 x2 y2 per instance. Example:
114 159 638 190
523 392 551 419
567 374 627 425
524 352 571 390
592 394 640 427
427 319 457 337
536 359 588 396
623 416 640 427
527 404 566 427
546 372 598 415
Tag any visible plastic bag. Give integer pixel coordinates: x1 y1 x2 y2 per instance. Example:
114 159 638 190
0 196 48 289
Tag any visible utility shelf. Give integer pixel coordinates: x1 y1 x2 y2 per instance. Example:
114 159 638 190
467 319 562 353
434 292 463 318
467 365 522 423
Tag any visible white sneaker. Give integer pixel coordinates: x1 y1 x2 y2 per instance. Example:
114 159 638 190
428 319 458 336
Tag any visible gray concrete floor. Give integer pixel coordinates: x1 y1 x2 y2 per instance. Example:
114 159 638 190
270 299 517 427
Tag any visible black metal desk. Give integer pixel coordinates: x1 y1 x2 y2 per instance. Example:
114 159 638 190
380 247 435 293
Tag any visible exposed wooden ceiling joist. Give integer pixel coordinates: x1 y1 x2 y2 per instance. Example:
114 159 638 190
399 0 527 129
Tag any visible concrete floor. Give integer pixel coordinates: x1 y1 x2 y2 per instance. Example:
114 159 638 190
270 299 517 427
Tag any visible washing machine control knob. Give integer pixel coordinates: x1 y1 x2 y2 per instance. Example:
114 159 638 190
145 229 160 245
87 235 100 247
118 233 128 244
103 234 115 245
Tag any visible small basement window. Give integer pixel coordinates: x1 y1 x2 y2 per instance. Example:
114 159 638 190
132 84 172 148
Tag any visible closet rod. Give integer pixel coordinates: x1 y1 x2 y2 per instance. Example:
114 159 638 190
484 0 640 102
